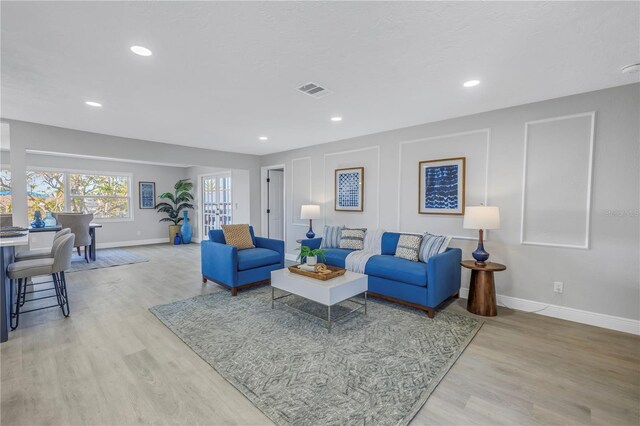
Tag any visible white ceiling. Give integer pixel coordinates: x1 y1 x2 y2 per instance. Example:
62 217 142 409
1 1 638 155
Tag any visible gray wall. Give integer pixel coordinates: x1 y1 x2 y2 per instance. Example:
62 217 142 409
25 152 185 245
261 83 640 321
3 120 263 235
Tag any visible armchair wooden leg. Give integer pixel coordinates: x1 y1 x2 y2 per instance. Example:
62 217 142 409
231 287 238 297
202 276 207 284
425 308 435 319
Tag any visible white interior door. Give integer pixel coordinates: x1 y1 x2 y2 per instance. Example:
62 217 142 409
201 173 232 239
267 169 284 240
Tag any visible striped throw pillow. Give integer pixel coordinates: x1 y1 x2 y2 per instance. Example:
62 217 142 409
221 224 255 249
395 234 423 262
419 232 452 263
320 225 344 249
339 228 367 250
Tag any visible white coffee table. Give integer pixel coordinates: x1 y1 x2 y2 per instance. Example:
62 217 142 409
270 267 368 332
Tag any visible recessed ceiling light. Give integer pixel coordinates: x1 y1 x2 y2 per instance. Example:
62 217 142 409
130 45 152 57
85 101 102 107
331 116 343 122
463 80 480 88
259 136 268 141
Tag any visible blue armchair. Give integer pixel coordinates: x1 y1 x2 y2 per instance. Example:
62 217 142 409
201 226 285 296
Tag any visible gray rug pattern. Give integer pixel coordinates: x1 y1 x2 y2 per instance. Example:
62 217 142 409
68 248 149 272
151 287 481 426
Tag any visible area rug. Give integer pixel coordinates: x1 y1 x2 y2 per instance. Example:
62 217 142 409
68 248 149 272
150 287 482 426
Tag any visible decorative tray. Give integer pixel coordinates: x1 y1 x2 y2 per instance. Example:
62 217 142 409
0 226 28 232
0 231 28 238
288 264 347 281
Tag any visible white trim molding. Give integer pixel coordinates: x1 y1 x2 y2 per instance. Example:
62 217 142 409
458 288 639 335
290 156 312 227
520 111 596 249
397 128 491 239
96 238 169 249
323 145 381 228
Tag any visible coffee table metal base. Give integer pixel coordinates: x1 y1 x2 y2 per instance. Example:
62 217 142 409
272 287 367 333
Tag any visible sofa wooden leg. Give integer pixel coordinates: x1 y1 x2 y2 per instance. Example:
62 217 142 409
231 288 238 297
426 308 435 319
202 276 207 284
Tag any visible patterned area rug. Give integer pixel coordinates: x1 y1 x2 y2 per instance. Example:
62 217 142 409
150 287 481 426
68 248 149 272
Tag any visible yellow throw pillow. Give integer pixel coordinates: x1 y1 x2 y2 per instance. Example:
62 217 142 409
222 224 255 249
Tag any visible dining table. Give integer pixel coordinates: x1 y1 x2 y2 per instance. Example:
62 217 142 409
28 223 103 261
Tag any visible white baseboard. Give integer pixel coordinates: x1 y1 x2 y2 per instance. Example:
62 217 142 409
96 238 168 249
285 253 297 262
458 288 639 335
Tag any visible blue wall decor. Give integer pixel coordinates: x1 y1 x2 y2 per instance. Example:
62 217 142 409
335 167 364 212
419 157 466 215
139 181 156 209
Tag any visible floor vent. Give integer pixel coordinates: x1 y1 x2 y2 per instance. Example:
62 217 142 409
297 82 333 99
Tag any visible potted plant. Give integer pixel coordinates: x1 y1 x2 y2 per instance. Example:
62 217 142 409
155 178 195 243
297 246 328 266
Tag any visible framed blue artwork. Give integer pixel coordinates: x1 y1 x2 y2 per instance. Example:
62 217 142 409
419 157 465 215
335 167 364 212
139 181 156 209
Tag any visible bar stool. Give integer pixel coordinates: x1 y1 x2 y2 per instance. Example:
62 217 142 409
15 228 71 261
15 228 71 307
7 233 75 330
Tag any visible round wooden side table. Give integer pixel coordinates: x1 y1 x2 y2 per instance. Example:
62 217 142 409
461 260 507 317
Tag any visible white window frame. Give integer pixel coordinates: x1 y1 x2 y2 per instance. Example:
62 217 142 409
26 166 134 223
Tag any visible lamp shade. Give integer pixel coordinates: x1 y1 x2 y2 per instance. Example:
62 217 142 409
300 204 321 220
463 206 501 230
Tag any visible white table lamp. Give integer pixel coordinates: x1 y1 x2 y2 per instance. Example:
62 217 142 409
463 206 500 265
300 205 321 239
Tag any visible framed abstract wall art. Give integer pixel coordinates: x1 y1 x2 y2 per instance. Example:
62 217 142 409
139 181 156 209
335 167 364 212
418 157 465 215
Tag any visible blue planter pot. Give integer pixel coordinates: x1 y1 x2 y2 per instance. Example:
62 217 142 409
181 211 192 244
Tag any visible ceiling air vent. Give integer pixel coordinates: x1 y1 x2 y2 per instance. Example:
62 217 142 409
297 82 333 99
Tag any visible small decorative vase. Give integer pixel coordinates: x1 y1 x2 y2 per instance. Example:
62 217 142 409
173 233 182 245
43 211 57 227
181 211 192 244
31 210 45 228
306 255 317 266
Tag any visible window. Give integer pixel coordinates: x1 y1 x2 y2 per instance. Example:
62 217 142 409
25 169 132 220
0 168 10 213
69 173 130 219
26 170 64 216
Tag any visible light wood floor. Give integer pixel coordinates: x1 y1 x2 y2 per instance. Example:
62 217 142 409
1 244 638 425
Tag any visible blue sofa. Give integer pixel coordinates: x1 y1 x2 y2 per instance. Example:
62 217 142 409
302 232 461 317
201 227 285 296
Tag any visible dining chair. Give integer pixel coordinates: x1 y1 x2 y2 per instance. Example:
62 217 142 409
0 213 12 227
54 213 93 262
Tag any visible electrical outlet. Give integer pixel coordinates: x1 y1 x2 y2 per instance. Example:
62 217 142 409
553 281 564 294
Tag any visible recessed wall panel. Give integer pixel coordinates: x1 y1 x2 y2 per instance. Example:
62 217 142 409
521 112 594 248
291 157 311 226
398 129 489 238
324 147 380 230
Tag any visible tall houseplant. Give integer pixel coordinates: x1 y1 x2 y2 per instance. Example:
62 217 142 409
155 178 195 243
